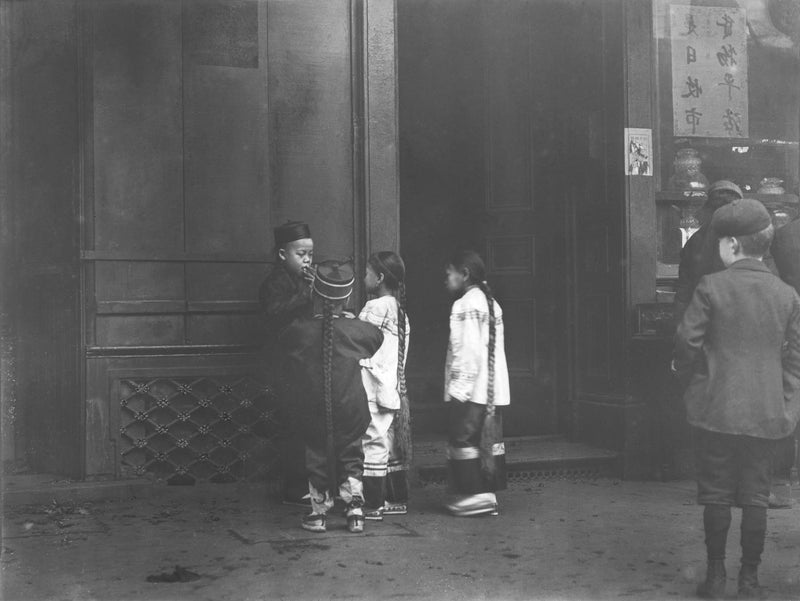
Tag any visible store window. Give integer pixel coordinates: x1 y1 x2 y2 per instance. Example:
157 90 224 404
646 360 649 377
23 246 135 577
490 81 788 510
653 0 799 282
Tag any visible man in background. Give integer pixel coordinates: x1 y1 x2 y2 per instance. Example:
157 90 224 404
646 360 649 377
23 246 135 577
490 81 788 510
674 180 743 319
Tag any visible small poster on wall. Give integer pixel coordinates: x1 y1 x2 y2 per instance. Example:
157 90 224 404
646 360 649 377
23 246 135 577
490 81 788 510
670 5 748 138
625 127 653 176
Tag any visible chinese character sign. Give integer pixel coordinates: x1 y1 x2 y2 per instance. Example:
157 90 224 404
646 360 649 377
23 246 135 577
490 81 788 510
671 5 748 138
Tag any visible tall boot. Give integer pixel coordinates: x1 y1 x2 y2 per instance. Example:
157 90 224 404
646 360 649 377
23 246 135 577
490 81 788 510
738 564 767 600
386 469 409 503
698 505 731 599
362 476 385 520
739 506 768 599
698 560 727 600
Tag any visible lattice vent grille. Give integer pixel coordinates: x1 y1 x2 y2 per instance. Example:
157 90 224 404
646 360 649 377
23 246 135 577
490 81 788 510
118 376 280 483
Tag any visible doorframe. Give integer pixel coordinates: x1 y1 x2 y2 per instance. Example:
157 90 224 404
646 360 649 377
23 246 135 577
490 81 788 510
353 0 401 300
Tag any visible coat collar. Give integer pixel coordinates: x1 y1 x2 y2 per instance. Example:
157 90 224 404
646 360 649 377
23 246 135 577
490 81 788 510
728 258 771 273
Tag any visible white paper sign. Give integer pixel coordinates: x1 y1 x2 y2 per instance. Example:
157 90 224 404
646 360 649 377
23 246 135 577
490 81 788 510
670 5 748 138
625 128 653 176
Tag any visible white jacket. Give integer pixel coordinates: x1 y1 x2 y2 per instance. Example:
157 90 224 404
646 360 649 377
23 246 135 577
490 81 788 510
359 295 410 411
444 287 510 406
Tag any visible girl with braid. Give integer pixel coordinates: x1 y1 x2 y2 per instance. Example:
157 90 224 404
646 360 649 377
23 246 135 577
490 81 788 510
443 250 510 517
280 261 383 533
359 251 412 520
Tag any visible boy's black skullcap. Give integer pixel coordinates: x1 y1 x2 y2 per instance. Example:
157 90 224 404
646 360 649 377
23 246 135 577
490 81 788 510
274 221 312 247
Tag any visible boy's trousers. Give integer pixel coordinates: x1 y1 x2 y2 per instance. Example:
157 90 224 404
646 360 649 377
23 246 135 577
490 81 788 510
362 401 408 507
694 428 776 508
306 439 365 515
694 429 776 565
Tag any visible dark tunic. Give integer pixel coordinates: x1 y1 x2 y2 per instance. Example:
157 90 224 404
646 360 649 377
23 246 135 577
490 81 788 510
258 262 313 492
258 262 313 349
281 317 383 451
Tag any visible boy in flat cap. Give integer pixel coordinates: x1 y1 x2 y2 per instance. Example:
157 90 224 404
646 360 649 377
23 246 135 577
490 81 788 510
673 198 800 599
259 221 316 506
676 181 781 321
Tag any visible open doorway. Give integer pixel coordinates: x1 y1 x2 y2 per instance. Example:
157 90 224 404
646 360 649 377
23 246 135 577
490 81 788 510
397 0 616 438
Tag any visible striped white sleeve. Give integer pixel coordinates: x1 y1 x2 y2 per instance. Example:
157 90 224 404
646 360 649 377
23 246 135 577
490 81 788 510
446 307 484 402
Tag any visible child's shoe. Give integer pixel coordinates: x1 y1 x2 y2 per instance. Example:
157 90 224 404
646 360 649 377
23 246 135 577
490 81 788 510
301 513 326 533
346 506 365 533
445 492 497 517
738 564 767 599
383 502 408 516
697 559 726 599
363 506 384 521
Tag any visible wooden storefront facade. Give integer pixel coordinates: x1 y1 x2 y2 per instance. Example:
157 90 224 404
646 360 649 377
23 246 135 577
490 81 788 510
6 0 764 482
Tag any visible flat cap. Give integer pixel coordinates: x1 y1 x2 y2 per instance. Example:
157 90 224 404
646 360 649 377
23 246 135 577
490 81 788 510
711 198 772 237
707 180 743 199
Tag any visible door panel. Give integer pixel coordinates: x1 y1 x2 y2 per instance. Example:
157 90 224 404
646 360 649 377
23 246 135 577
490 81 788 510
92 0 184 253
266 0 355 260
481 1 555 436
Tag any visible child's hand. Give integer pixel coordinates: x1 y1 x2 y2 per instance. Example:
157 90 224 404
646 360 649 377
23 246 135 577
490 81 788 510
342 311 356 319
302 265 316 285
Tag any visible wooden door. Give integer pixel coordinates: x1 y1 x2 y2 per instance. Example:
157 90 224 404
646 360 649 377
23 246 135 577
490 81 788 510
398 0 621 437
479 1 557 436
398 0 558 437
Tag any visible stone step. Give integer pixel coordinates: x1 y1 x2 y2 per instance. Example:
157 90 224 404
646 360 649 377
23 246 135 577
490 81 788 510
2 474 155 507
411 436 622 483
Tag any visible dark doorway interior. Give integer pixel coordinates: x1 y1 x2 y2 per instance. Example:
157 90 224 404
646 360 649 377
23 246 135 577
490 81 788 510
398 0 620 438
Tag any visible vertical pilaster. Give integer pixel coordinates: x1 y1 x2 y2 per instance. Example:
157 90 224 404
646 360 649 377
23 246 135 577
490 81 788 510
624 0 657 309
362 0 400 255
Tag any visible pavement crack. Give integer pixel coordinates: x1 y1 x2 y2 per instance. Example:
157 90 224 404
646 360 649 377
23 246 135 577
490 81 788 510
227 528 255 545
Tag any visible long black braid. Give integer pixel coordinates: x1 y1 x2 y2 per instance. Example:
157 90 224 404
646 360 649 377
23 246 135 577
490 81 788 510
369 252 412 465
396 279 408 401
322 297 337 496
476 279 498 474
395 278 411 464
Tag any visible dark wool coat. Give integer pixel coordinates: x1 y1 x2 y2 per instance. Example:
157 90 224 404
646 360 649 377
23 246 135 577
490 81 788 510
675 224 725 317
258 262 313 346
674 259 800 439
258 263 314 434
772 218 800 295
280 316 383 450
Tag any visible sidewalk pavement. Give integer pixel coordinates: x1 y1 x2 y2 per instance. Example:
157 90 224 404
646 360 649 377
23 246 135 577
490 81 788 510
3 478 800 601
